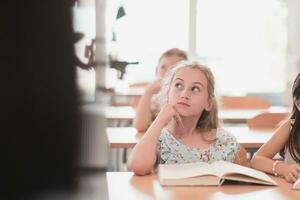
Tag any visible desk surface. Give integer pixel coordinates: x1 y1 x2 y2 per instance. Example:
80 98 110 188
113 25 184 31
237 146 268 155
106 172 300 200
219 106 289 123
114 87 145 97
104 106 288 122
83 105 289 122
104 106 136 120
81 105 136 120
106 126 274 150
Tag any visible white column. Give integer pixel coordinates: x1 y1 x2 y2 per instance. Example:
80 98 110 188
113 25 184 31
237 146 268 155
80 0 108 169
94 0 108 102
188 0 197 60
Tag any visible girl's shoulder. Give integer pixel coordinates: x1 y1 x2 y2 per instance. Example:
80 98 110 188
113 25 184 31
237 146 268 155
157 128 173 143
215 128 239 158
269 119 292 139
216 128 237 144
280 118 292 126
276 118 293 133
159 128 168 136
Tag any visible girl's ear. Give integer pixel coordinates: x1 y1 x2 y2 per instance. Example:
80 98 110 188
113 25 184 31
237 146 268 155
205 99 214 111
295 98 300 111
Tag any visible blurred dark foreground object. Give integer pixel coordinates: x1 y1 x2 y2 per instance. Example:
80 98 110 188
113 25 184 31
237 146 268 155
1 1 80 199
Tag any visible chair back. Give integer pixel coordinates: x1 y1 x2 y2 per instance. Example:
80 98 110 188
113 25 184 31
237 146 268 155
220 96 271 110
247 112 289 129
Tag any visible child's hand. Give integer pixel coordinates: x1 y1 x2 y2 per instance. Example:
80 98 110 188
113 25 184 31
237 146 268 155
156 104 184 128
283 164 300 183
145 79 161 95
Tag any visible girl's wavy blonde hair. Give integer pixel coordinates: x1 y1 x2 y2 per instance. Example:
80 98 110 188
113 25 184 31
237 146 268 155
157 61 219 131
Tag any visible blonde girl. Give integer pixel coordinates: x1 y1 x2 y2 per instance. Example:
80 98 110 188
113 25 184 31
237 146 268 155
128 61 249 175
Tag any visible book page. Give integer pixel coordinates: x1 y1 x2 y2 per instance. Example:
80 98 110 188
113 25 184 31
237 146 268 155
211 161 276 185
159 162 220 180
160 175 220 186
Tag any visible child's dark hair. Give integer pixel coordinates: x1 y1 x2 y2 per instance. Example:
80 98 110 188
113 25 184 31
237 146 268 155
287 73 300 162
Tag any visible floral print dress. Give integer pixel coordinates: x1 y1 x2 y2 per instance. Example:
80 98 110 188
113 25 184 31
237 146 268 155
157 128 238 164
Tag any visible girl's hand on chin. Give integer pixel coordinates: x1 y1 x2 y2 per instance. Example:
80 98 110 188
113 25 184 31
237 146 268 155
157 104 184 128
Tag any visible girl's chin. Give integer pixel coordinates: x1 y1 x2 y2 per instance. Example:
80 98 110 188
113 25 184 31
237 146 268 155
175 108 192 117
175 107 201 117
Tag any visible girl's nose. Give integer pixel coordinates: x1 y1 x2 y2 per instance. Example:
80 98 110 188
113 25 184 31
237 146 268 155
180 89 190 99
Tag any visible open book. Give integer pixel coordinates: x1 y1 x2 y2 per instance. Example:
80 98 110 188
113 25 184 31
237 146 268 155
158 161 277 186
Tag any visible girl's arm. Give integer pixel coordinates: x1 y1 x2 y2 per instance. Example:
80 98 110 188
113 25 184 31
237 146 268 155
250 120 300 182
133 91 153 132
128 105 181 175
133 80 161 132
234 145 250 167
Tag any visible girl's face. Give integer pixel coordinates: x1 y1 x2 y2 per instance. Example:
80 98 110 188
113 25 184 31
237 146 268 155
168 67 212 117
156 56 184 78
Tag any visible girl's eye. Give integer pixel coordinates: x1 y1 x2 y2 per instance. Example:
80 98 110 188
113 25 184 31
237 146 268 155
160 65 166 70
192 86 200 92
174 82 183 89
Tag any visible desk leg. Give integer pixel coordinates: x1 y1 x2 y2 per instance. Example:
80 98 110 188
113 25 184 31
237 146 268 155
116 148 121 171
116 119 132 127
108 148 123 171
109 148 130 172
108 148 117 171
121 148 128 171
122 148 127 163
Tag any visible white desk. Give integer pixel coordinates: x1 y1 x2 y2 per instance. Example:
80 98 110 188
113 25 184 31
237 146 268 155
114 87 145 97
81 104 136 126
106 126 274 150
82 104 289 126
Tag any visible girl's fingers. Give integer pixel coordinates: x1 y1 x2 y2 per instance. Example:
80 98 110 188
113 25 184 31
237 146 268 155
288 171 297 182
292 167 300 179
173 109 184 129
291 169 298 180
173 116 179 126
284 165 300 183
161 104 184 128
295 164 300 173
172 111 180 126
291 174 297 182
285 173 294 183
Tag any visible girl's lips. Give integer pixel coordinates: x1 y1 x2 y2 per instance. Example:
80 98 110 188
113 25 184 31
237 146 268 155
177 102 190 107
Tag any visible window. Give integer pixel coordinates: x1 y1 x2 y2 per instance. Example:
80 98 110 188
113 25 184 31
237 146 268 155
196 0 288 95
73 0 289 101
113 0 189 85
